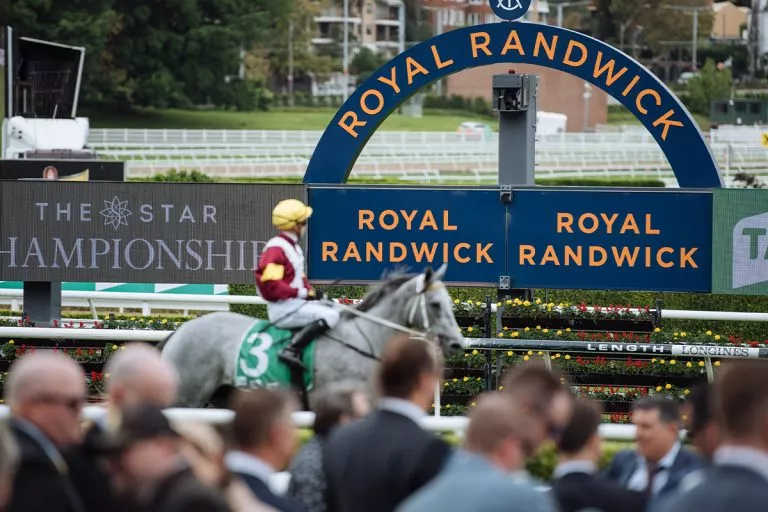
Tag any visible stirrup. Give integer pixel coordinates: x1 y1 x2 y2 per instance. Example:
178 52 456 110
279 348 307 371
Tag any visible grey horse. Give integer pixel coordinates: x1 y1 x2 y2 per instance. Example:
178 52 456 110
158 264 465 409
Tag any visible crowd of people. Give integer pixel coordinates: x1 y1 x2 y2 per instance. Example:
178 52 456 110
1 335 767 512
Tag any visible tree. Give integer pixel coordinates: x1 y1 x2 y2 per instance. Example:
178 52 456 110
349 46 387 84
686 58 733 115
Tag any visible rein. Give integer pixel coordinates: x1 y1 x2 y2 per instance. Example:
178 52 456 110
320 277 436 361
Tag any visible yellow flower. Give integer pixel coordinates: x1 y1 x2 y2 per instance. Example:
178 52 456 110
472 349 478 356
684 389 690 395
698 361 705 367
496 302 502 307
543 329 549 333
566 328 571 332
498 332 505 337
511 331 519 338
446 404 452 408
555 353 561 358
535 298 542 304
564 355 571 360
665 384 672 390
452 378 458 383
523 301 531 306
706 330 712 336
670 360 676 365
523 355 530 361
505 299 513 305
121 346 126 351
528 350 533 355
444 382 449 387
556 330 563 335
536 325 542 330
476 377 481 381
652 358 657 363
656 386 662 392
659 359 666 365
538 351 543 356
499 386 504 391
471 402 476 407
8 340 14 345
506 351 514 356
475 301 483 306
686 362 692 368
463 376 469 382
162 319 168 324
524 327 530 332
130 316 136 321
674 332 679 337
715 335 721 341
112 344 118 350
714 361 721 367
464 353 469 358
454 299 460 304
467 327 474 332
654 327 661 333
550 355 556 360
681 332 687 337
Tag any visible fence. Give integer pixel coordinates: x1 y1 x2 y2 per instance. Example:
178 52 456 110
87 128 768 183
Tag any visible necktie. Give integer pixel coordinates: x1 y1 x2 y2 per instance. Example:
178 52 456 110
644 462 661 499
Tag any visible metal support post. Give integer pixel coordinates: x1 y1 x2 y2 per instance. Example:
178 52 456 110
23 281 61 327
493 71 537 303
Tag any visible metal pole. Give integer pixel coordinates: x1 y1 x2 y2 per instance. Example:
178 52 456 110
620 24 626 52
692 9 698 69
343 0 349 102
399 1 405 54
288 19 294 105
557 4 563 27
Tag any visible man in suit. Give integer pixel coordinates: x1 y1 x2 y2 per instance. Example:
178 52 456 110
657 360 768 512
104 403 230 512
4 352 89 512
225 388 305 512
323 334 453 512
683 383 720 463
64 342 181 512
0 420 19 510
551 397 646 512
397 392 559 512
603 396 704 511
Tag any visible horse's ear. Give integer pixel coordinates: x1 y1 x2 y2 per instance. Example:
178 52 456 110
425 263 447 285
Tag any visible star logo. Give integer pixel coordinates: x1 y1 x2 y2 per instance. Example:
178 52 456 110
99 196 132 230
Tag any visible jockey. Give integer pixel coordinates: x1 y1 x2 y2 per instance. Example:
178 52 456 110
255 199 340 371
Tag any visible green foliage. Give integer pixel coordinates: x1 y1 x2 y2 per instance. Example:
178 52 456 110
423 94 494 118
687 59 734 115
350 47 389 85
536 178 665 188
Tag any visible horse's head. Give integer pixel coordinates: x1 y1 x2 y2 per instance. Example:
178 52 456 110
400 264 465 357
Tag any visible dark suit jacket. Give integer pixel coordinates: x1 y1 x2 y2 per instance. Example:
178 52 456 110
236 472 304 512
61 421 135 512
148 465 231 512
6 420 86 512
656 464 768 512
603 447 705 509
551 470 647 512
323 409 452 512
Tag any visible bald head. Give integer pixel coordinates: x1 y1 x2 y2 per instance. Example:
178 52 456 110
5 351 85 409
465 392 535 470
5 352 87 447
104 343 179 409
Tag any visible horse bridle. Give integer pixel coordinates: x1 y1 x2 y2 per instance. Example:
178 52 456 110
321 275 438 361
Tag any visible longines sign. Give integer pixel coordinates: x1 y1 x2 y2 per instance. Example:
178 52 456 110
0 181 305 283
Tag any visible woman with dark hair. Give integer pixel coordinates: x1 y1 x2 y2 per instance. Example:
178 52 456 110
286 385 369 512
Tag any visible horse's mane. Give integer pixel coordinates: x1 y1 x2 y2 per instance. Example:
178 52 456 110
340 269 417 319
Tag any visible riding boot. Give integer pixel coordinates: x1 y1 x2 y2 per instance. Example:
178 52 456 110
279 319 330 371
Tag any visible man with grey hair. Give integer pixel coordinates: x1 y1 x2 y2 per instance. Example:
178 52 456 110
396 392 559 512
64 342 180 512
4 351 88 512
0 422 19 511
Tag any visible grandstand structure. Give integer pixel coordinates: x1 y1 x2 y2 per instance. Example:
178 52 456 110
87 124 768 186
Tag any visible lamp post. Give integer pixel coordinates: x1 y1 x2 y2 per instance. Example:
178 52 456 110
583 82 592 131
342 0 349 102
555 0 591 28
663 4 710 70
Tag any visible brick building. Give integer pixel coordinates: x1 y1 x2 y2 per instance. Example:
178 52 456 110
422 0 608 131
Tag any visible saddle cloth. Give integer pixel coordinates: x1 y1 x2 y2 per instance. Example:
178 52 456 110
233 320 316 391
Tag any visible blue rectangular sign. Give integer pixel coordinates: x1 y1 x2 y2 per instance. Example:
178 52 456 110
307 186 505 285
507 189 712 292
306 186 713 292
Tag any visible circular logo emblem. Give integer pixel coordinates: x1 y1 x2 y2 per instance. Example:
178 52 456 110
489 0 531 21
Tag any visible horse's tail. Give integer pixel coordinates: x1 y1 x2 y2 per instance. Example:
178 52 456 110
156 331 174 352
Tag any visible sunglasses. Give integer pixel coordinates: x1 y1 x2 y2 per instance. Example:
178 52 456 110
31 393 86 413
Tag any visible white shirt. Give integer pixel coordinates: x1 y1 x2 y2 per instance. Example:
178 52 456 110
714 445 768 484
225 450 276 484
552 460 598 479
626 441 681 495
378 397 426 424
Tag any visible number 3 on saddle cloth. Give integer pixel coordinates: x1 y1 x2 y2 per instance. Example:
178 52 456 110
234 320 317 393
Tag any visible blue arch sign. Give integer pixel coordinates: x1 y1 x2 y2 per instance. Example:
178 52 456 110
303 22 723 188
